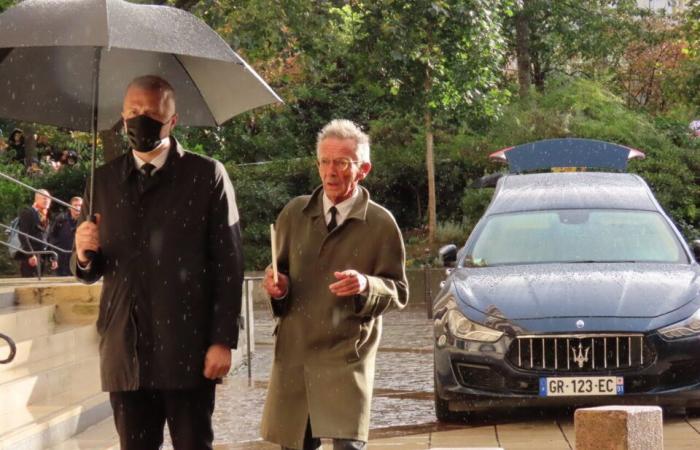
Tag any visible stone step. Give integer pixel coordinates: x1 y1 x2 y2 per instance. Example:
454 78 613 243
14 283 102 326
0 391 111 450
47 417 118 450
0 324 98 385
0 354 101 414
0 304 56 343
0 288 14 309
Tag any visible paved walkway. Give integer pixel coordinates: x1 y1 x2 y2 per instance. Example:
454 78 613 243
67 303 700 449
206 305 700 450
214 416 700 449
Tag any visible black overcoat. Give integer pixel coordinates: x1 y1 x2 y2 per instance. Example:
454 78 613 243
72 139 244 392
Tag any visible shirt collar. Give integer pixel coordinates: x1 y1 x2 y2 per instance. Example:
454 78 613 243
322 187 359 218
132 141 170 174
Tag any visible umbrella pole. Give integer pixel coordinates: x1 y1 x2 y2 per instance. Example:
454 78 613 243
88 47 102 222
83 47 102 264
88 47 101 218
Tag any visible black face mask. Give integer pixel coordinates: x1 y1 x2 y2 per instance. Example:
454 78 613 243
125 114 167 152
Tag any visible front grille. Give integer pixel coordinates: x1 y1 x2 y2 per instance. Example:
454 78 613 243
507 334 653 373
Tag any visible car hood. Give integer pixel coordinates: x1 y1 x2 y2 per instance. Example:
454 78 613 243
452 263 700 320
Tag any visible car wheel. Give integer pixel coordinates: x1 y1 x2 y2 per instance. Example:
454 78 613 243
434 376 470 423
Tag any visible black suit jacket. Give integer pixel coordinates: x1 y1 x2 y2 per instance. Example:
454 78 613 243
16 206 50 262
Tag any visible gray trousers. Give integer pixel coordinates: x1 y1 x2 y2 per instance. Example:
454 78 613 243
282 417 367 450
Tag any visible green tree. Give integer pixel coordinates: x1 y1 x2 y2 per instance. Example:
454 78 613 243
0 0 15 12
509 0 640 95
353 0 511 243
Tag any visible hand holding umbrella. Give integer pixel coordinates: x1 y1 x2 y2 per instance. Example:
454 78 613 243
75 214 101 267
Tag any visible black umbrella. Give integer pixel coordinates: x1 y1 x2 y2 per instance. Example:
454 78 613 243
0 0 282 215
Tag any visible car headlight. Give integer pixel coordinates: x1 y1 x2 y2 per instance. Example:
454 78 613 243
658 309 700 340
445 309 504 342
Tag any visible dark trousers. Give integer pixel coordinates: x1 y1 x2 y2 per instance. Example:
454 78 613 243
19 260 37 278
109 384 215 450
282 417 367 450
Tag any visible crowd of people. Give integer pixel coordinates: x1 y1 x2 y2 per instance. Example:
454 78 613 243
0 128 79 175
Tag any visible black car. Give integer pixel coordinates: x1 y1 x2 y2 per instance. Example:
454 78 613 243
433 139 700 421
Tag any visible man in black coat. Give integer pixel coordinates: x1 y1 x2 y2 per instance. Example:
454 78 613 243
49 196 82 276
73 75 244 450
16 189 57 277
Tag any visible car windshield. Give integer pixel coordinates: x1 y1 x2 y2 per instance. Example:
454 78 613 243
467 209 688 266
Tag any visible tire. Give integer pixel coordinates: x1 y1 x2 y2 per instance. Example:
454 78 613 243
434 373 470 423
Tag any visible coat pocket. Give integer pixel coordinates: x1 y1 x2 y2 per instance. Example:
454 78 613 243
96 295 117 336
351 318 374 362
272 320 281 361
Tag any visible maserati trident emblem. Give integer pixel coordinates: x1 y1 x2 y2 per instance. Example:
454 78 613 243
571 342 590 368
576 320 585 329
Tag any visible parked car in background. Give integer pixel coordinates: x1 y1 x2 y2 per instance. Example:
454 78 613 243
433 139 700 422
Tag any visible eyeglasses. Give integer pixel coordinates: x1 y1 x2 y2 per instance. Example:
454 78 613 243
316 158 361 172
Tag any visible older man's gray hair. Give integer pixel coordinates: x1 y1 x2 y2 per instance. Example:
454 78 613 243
316 119 370 163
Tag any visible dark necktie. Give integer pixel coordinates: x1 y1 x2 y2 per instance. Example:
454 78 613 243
138 163 156 193
327 206 338 232
142 163 156 177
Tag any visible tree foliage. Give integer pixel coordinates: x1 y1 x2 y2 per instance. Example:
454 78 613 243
509 0 640 92
0 0 698 275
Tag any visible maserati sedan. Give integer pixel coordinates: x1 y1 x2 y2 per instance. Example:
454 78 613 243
433 139 700 421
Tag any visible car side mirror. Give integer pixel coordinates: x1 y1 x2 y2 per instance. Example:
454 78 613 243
692 240 700 262
439 244 458 268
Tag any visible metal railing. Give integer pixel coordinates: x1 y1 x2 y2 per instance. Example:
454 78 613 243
242 276 262 383
1 240 58 280
0 332 16 364
2 221 71 280
1 222 72 255
0 170 80 212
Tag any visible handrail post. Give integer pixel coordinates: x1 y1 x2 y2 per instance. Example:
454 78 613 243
245 278 254 384
424 249 433 319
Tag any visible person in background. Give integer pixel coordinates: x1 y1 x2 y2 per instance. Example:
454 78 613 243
16 189 57 277
8 128 25 164
49 196 82 276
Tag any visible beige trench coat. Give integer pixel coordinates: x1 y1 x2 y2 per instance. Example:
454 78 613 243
260 186 408 448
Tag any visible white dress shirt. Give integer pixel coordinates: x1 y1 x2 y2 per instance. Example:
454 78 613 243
132 143 169 175
322 187 359 228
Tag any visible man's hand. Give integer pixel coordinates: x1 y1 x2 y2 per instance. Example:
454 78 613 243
263 267 289 299
27 255 38 267
75 213 101 264
203 343 231 379
329 270 368 297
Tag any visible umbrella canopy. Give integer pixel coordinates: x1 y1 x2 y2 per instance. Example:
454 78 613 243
0 0 282 131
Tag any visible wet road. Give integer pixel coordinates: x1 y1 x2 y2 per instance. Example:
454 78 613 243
161 303 700 449
210 304 436 445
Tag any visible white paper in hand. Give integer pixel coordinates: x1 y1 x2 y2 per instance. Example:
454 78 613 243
270 224 278 284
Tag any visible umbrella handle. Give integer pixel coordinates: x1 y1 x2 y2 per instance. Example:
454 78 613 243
83 214 99 264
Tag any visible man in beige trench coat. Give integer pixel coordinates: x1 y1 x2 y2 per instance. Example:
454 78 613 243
261 119 409 450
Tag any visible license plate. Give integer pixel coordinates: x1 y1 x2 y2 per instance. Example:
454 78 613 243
539 376 624 397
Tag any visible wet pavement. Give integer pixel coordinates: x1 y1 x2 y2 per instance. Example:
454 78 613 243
160 303 700 450
207 304 436 446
